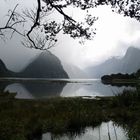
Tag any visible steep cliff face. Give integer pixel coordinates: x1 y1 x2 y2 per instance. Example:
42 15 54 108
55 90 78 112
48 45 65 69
20 51 69 78
120 47 140 73
0 59 13 77
87 47 140 78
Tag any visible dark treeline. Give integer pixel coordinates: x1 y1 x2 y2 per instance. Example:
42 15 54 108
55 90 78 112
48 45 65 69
101 69 140 83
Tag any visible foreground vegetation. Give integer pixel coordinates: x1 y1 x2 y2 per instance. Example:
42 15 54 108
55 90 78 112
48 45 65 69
0 90 140 140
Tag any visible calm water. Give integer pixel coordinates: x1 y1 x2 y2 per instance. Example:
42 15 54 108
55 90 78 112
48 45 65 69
1 78 135 99
38 121 128 140
0 78 136 139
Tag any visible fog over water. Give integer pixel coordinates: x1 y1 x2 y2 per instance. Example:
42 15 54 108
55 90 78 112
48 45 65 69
1 0 140 71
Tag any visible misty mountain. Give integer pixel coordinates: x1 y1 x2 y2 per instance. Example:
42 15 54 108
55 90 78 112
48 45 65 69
0 51 69 78
62 63 89 79
87 47 140 78
0 59 13 77
20 51 69 78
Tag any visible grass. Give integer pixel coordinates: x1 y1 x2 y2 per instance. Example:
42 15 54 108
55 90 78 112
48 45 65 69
0 94 107 140
0 90 140 140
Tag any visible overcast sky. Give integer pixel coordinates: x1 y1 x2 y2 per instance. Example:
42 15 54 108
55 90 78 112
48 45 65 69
1 0 140 71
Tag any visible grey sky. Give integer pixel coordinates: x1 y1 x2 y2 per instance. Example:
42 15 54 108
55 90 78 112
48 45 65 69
1 0 140 71
0 0 40 71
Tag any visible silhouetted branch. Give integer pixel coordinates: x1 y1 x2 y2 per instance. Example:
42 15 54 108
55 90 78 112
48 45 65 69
26 0 41 49
1 0 140 50
6 4 19 27
0 4 26 37
0 26 25 36
46 0 76 22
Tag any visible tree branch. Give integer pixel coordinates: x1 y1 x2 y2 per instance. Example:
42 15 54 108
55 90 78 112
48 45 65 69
46 0 76 22
6 4 19 27
0 4 25 37
26 0 41 49
0 26 25 36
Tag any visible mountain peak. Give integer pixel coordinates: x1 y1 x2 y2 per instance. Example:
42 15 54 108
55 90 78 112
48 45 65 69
125 47 140 55
0 59 6 68
124 47 140 61
0 59 13 77
87 47 140 78
21 51 69 78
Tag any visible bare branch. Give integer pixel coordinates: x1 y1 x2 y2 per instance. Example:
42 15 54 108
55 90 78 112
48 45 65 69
26 0 41 49
0 4 26 39
0 26 25 36
10 20 26 27
6 4 19 27
23 9 37 23
2 0 140 51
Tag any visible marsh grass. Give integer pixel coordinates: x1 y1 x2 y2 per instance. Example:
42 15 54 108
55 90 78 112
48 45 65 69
0 91 140 140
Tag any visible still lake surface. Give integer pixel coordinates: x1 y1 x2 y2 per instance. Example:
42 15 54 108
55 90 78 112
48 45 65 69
0 78 134 139
40 121 128 140
1 78 135 99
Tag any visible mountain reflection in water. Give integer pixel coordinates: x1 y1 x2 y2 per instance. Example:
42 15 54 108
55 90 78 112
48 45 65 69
33 121 127 140
0 79 135 99
5 81 66 99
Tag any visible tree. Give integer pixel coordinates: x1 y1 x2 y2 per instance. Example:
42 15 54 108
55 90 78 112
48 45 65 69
0 0 140 50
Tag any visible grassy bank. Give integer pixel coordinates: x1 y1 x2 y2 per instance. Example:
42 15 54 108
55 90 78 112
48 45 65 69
0 91 140 140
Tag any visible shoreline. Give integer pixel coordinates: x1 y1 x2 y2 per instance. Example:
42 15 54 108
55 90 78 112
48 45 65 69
0 77 100 83
0 90 140 140
101 78 140 85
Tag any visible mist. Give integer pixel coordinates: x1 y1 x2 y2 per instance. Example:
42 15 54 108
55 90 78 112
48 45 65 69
51 5 140 69
1 1 140 72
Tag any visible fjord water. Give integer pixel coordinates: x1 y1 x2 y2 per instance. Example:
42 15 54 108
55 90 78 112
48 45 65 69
2 78 135 99
1 78 133 139
37 121 128 140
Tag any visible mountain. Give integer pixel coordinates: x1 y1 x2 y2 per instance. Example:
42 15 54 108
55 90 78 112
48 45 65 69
87 47 140 78
120 47 140 72
0 59 13 77
0 51 69 78
20 51 69 78
62 63 89 79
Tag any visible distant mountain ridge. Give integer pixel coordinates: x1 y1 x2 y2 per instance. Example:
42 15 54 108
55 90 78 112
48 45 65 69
0 51 69 78
87 47 140 78
62 63 90 79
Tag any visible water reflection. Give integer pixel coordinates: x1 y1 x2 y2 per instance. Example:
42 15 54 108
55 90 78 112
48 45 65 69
5 83 34 99
41 121 127 140
5 81 66 99
61 80 135 97
2 79 136 99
